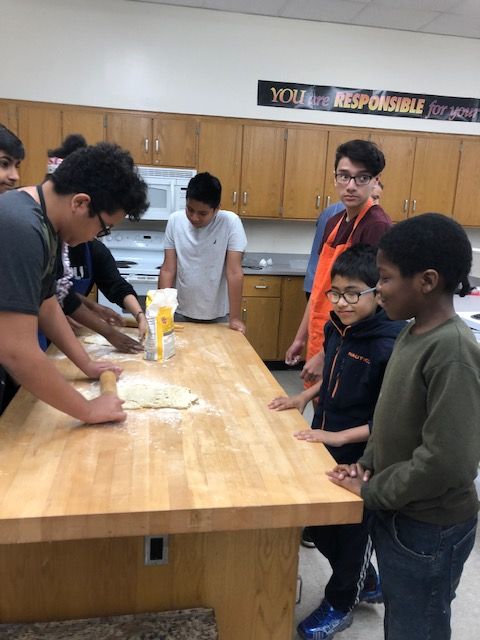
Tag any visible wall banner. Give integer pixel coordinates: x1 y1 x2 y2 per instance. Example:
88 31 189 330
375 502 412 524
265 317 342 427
257 80 480 123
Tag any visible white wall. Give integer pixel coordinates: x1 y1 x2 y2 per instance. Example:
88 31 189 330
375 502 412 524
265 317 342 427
1 0 479 135
1 0 480 261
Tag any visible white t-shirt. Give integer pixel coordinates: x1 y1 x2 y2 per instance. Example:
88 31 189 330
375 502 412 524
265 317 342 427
164 209 247 320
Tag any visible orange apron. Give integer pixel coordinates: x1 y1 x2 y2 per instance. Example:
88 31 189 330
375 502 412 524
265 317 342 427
307 198 374 364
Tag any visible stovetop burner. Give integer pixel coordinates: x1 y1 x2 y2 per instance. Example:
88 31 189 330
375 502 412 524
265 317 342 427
115 260 138 268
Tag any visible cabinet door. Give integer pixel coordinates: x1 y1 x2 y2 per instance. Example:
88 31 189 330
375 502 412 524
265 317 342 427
18 105 62 185
369 132 416 222
277 277 307 361
409 137 460 217
453 139 480 226
283 128 328 220
62 110 106 144
242 296 281 360
240 125 285 218
107 113 152 164
0 102 18 132
152 116 197 167
198 120 242 212
323 129 370 209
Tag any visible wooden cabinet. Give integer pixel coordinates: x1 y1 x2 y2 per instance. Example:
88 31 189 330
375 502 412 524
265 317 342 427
62 109 106 144
369 131 416 222
107 112 197 167
242 275 281 360
18 105 62 185
408 137 461 217
0 101 18 133
283 128 328 220
242 275 306 361
240 125 285 218
453 139 480 226
277 276 307 360
198 120 242 212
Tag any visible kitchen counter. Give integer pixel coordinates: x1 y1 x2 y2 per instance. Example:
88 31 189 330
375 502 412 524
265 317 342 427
243 252 310 276
0 324 361 638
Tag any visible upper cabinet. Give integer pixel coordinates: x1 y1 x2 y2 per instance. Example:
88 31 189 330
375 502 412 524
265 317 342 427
240 125 285 218
283 128 328 220
408 137 461 217
62 109 106 144
369 131 416 222
198 120 242 212
0 102 18 133
18 105 62 185
453 139 480 226
106 112 197 167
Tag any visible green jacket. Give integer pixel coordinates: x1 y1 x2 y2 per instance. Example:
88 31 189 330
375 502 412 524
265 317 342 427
360 315 480 525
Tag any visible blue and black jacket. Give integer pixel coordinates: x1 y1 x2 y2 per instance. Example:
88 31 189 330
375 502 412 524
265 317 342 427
312 308 406 464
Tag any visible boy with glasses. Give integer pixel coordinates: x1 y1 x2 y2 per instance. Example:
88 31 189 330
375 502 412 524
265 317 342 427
286 140 391 386
0 142 148 422
292 244 405 640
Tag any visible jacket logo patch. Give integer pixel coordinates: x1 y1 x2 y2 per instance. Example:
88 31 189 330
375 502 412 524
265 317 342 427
347 351 370 364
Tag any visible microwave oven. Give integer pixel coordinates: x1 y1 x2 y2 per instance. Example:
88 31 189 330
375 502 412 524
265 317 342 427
137 166 196 221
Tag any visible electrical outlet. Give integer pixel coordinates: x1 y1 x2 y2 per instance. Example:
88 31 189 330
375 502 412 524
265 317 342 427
144 535 169 565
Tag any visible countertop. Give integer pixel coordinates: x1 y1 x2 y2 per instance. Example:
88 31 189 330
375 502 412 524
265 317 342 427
0 324 361 545
242 252 309 276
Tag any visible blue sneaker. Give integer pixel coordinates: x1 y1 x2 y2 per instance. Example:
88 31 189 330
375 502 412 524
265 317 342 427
358 574 383 604
297 599 353 640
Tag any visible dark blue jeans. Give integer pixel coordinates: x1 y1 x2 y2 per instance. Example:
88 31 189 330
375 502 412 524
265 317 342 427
371 511 477 640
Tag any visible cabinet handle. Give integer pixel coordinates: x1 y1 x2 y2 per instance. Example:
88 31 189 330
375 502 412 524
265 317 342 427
412 199 417 213
254 285 268 289
403 199 409 213
155 139 159 153
325 195 331 208
315 195 321 209
243 191 248 205
232 191 237 204
144 138 149 152
242 305 247 322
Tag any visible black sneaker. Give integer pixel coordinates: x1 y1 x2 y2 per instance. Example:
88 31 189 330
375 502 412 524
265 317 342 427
300 527 316 549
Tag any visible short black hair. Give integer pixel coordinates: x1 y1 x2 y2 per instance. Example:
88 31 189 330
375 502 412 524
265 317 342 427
335 139 385 176
0 124 25 160
48 134 87 158
186 172 221 209
331 243 379 289
379 213 472 296
50 142 149 221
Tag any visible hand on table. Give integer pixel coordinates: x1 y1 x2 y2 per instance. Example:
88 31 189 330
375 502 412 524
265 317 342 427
81 359 123 380
106 328 144 353
268 393 307 413
229 318 246 334
326 463 371 497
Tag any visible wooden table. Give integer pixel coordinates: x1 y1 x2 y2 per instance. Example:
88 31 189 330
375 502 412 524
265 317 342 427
0 324 362 638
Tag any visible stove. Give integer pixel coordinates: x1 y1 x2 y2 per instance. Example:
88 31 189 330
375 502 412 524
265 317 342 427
100 230 165 315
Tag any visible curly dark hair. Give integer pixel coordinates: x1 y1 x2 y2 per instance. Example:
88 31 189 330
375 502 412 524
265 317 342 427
0 124 25 160
379 213 472 296
50 142 149 221
335 139 385 176
48 133 87 159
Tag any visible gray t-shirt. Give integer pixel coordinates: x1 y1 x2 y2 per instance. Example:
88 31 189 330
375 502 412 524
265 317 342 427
164 209 247 320
0 190 59 315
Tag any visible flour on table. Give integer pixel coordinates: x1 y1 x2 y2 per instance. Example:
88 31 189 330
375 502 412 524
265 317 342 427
117 383 198 410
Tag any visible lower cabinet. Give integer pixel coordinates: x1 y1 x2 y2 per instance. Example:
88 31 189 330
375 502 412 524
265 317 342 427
242 275 306 361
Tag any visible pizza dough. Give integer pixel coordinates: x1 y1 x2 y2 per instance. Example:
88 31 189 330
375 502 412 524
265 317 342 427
117 383 198 410
83 334 113 346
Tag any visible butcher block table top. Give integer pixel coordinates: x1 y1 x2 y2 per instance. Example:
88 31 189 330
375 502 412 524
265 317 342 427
0 324 362 545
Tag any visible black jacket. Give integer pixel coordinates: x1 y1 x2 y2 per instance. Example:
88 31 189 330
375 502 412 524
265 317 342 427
312 308 406 464
62 240 138 315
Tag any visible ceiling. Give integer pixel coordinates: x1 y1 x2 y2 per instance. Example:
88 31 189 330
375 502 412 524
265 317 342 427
127 0 480 39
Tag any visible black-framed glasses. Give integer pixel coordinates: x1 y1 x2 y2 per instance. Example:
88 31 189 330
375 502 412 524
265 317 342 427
94 210 112 238
325 287 377 304
334 172 374 186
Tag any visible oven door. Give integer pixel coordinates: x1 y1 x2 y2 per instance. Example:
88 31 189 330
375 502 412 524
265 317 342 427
98 274 159 318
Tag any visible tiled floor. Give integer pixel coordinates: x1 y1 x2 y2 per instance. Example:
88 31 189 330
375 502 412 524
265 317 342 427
270 369 480 640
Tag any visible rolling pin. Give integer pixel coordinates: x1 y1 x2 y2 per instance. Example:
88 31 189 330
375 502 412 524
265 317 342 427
99 370 118 396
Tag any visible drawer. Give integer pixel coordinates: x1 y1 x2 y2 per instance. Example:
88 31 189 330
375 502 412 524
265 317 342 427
242 275 282 297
